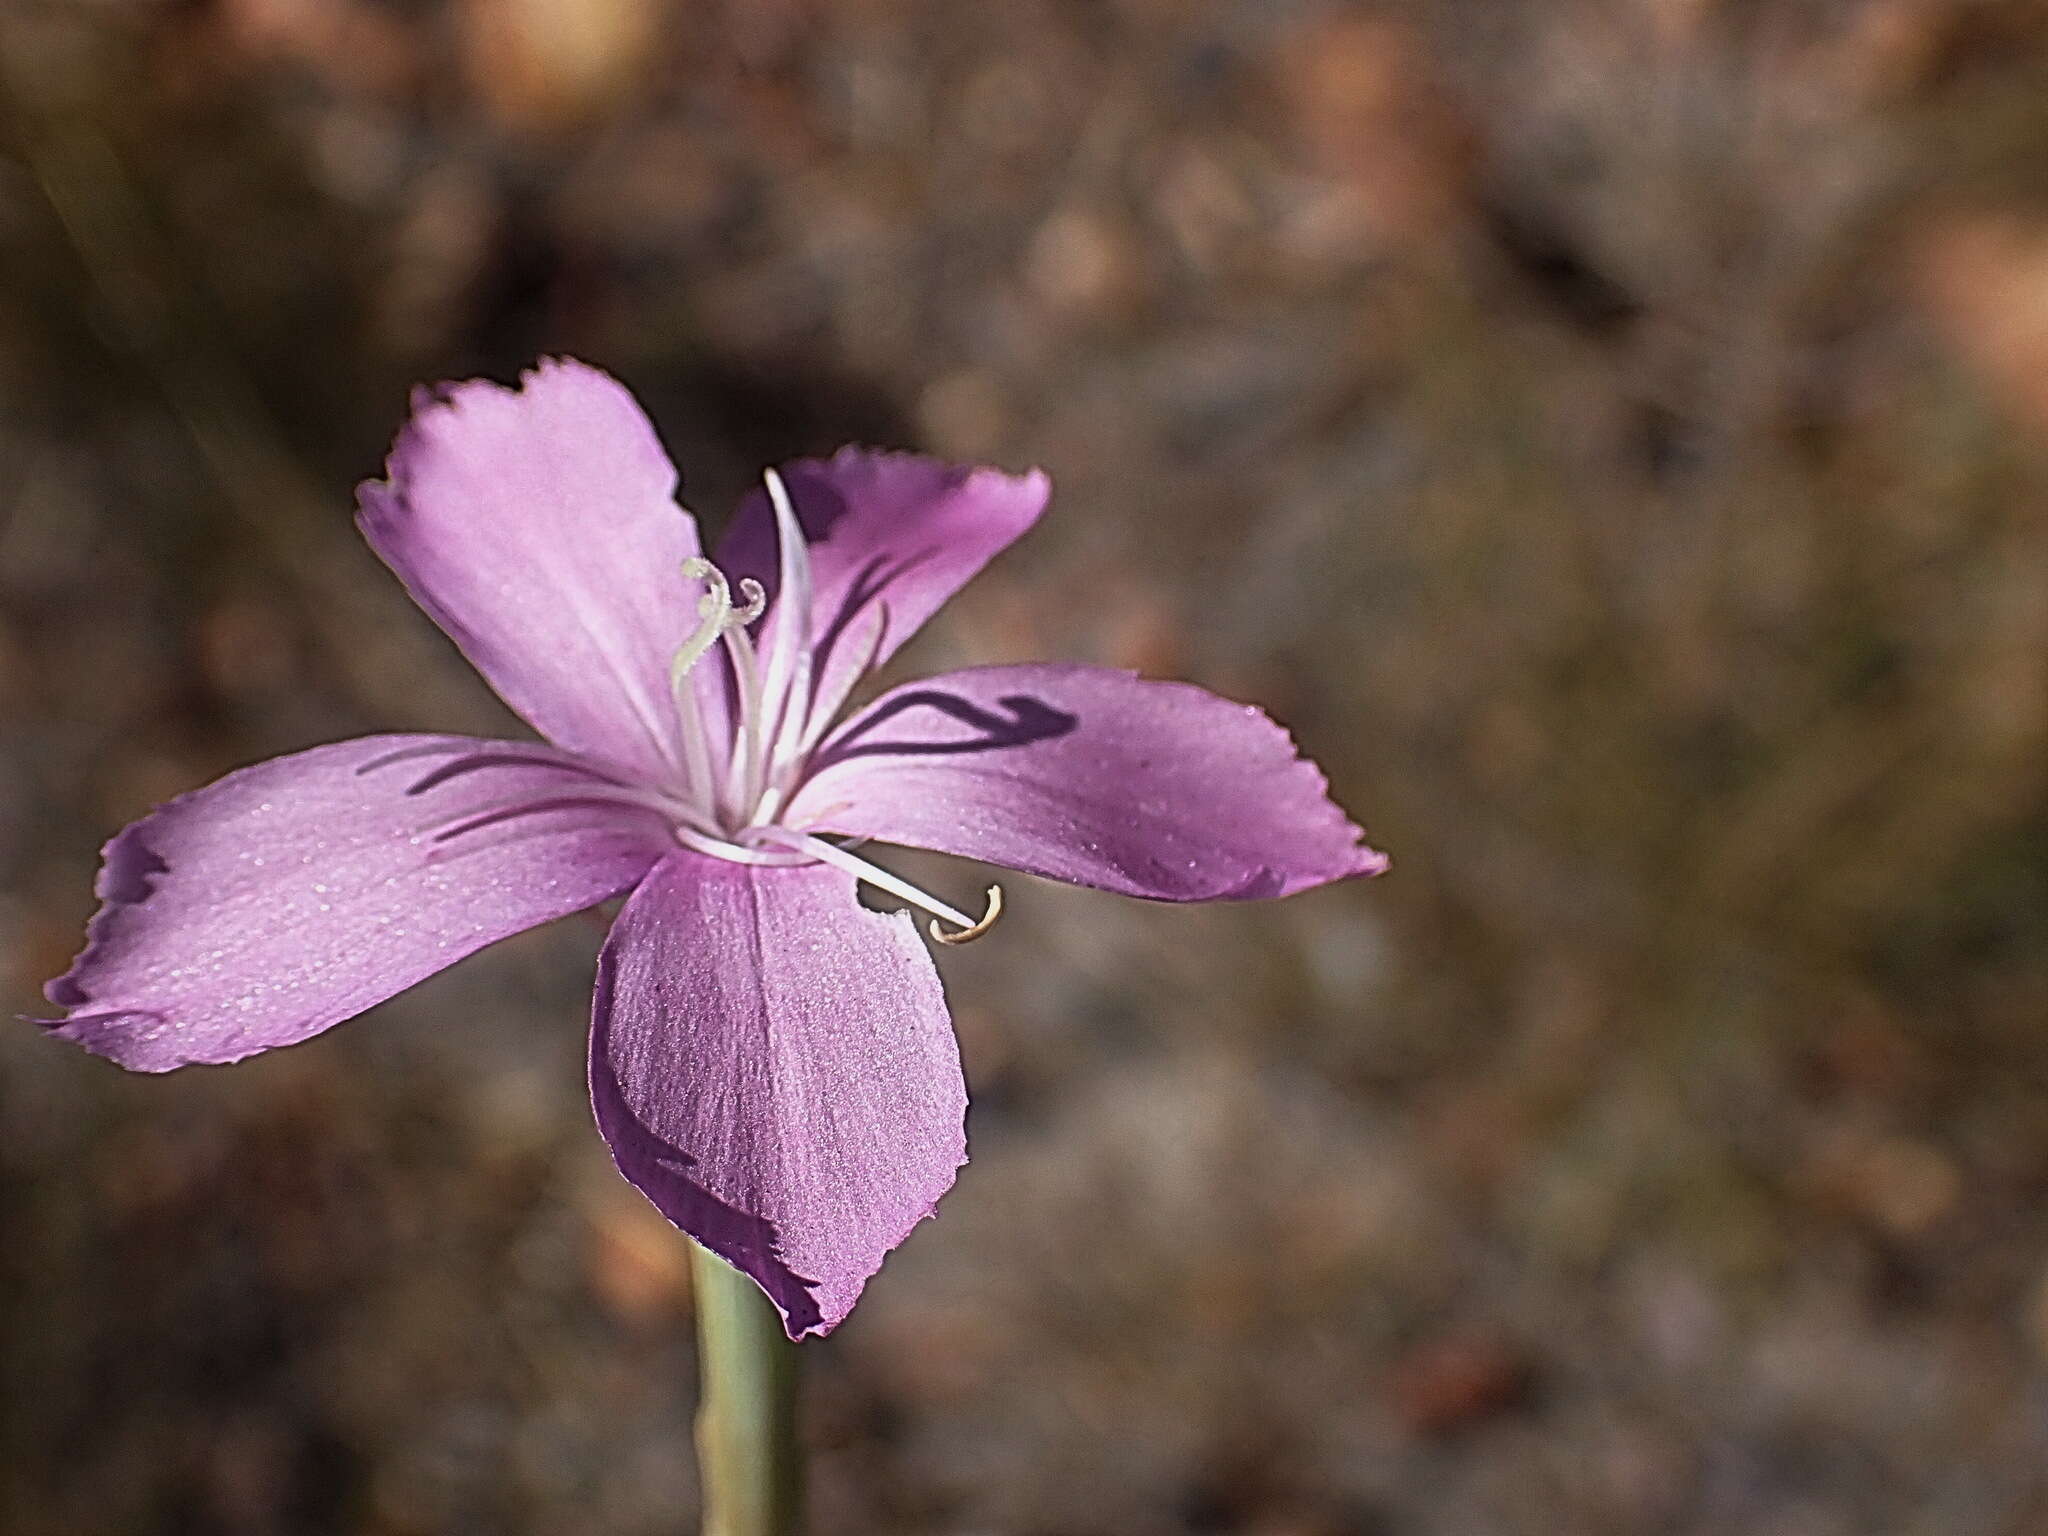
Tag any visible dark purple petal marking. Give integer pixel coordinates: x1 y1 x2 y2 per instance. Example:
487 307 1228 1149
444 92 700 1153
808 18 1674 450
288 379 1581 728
397 750 641 797
808 687 1078 770
801 550 923 701
425 793 674 846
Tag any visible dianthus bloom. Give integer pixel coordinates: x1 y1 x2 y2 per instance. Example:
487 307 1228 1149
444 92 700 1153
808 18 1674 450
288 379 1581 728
40 360 1385 1336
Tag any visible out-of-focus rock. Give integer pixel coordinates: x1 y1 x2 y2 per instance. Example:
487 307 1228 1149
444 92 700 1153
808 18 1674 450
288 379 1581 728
1272 15 1473 254
1024 206 1147 322
1389 1327 1528 1437
1915 213 2048 436
216 0 419 96
458 0 661 132
1798 1125 1964 1240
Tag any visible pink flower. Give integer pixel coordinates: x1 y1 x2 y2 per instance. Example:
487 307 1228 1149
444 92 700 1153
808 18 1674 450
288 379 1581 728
40 360 1385 1337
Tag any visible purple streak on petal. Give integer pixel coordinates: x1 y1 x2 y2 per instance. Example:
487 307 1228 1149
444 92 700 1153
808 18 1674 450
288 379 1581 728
42 735 669 1072
808 685 1079 766
397 749 641 796
789 663 1388 902
715 450 1049 730
356 358 700 784
423 793 669 845
589 853 967 1339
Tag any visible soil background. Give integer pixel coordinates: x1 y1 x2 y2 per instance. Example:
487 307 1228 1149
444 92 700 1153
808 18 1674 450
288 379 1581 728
7 3 2048 1533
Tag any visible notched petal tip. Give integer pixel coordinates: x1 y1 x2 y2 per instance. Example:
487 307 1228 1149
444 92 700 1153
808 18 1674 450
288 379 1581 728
354 360 703 781
45 1007 195 1074
373 358 644 484
41 818 174 1021
1204 691 1389 897
801 450 1053 551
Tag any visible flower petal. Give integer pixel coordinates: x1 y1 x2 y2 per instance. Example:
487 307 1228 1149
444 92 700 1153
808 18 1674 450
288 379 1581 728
357 359 699 783
716 450 1049 731
788 663 1387 901
42 736 671 1071
589 852 966 1339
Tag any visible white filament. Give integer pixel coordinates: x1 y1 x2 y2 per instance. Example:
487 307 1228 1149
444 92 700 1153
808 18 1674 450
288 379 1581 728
669 557 733 684
655 482 1004 944
748 827 1003 943
755 468 816 799
670 558 735 807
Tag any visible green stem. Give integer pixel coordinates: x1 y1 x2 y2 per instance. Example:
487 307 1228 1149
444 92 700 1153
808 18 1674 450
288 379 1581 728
689 1243 802 1536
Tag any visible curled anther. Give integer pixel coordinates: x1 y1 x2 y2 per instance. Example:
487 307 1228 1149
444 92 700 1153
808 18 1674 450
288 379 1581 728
933 884 1003 945
681 556 725 613
672 559 765 689
671 558 732 686
733 576 767 625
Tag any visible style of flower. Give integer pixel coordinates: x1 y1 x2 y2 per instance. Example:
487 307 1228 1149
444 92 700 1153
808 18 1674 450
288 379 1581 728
38 360 1386 1338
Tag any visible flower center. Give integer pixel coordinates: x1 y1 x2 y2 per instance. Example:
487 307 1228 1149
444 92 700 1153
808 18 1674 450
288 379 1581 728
660 470 1002 944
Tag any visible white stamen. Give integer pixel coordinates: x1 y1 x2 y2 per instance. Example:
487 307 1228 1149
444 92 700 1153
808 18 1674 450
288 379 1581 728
652 491 1001 942
669 557 732 685
749 780 790 829
731 576 766 626
749 827 1004 944
671 824 814 866
721 617 767 813
755 643 812 821
670 562 767 815
756 467 817 801
670 557 737 807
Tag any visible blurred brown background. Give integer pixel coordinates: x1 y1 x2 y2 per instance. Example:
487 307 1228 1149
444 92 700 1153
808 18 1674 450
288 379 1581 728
6 1 2048 1532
